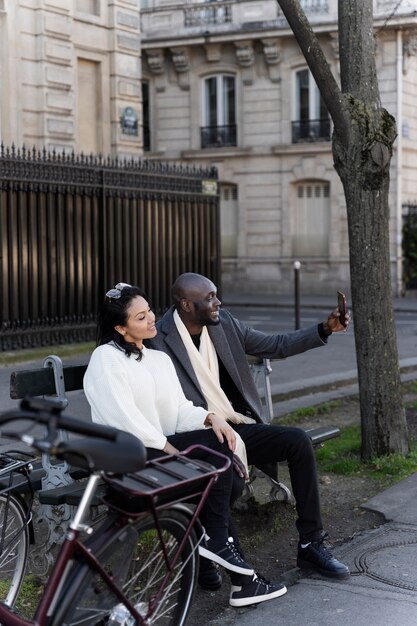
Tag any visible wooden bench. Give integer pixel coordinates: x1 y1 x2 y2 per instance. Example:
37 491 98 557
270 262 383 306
10 355 340 509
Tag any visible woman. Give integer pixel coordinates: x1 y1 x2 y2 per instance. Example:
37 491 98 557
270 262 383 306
84 283 286 607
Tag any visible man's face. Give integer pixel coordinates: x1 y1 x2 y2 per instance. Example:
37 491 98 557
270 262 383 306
188 280 221 326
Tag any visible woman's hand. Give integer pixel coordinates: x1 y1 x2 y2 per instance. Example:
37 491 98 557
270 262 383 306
204 413 236 452
163 441 180 455
233 454 249 481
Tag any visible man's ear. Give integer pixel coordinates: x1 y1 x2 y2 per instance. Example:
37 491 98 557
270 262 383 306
180 298 192 313
114 325 126 337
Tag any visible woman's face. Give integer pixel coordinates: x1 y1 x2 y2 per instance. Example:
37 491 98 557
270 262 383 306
115 296 156 348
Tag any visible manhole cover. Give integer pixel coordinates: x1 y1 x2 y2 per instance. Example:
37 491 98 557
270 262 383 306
337 525 417 591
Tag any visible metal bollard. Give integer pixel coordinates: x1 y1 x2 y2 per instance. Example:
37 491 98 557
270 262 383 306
294 261 301 330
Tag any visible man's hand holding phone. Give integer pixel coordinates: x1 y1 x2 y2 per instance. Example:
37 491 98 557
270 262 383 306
337 291 348 328
322 292 350 334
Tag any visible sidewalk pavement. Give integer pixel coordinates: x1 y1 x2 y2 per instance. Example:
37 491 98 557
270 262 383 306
210 474 417 626
210 292 417 626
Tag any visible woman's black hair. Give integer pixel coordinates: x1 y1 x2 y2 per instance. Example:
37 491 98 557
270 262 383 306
97 285 147 359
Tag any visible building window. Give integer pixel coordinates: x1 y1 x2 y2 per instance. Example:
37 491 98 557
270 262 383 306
292 69 330 143
292 182 330 256
142 82 150 152
201 75 237 148
220 184 238 257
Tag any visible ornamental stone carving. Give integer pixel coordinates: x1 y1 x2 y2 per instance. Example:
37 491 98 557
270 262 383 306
234 41 255 67
145 49 165 74
170 48 190 90
171 48 190 73
261 38 281 83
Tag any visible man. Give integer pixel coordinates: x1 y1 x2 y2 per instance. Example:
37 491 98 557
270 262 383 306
146 272 350 591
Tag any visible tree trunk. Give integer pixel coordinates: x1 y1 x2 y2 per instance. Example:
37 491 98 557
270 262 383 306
276 0 409 458
333 101 409 457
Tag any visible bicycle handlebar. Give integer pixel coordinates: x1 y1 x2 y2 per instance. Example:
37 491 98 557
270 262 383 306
0 397 122 442
0 397 147 473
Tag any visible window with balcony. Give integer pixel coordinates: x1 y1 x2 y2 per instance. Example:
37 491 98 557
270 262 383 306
292 69 330 143
292 182 330 256
201 75 237 149
142 82 150 152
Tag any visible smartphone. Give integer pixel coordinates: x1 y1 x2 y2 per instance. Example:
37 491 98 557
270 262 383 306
337 291 347 327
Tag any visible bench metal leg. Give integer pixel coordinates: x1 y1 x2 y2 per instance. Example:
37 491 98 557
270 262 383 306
237 466 293 507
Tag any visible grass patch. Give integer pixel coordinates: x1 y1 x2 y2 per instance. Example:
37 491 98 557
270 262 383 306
316 424 417 487
404 380 417 394
0 342 95 367
279 401 342 425
11 575 43 619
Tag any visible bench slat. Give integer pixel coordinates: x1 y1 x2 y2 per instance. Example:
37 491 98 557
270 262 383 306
10 368 56 399
305 426 340 445
10 364 87 399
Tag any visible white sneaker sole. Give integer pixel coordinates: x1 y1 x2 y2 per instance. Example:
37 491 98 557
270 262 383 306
198 545 255 575
229 584 288 607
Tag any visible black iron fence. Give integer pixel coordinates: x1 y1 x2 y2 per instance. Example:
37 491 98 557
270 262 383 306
0 145 220 350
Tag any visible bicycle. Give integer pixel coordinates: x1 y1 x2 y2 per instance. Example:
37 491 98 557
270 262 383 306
0 454 34 607
0 396 230 626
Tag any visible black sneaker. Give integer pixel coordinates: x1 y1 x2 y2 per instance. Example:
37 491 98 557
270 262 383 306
297 535 350 579
198 558 222 591
229 574 287 607
199 536 254 575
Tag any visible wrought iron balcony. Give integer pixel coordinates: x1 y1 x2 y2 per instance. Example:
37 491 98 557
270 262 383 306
292 118 331 143
201 125 237 149
185 1 232 27
300 0 329 12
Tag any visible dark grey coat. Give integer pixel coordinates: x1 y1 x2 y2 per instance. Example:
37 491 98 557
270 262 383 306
146 306 326 423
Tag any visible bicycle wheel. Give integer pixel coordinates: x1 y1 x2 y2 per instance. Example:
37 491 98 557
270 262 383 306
52 508 199 626
0 493 29 606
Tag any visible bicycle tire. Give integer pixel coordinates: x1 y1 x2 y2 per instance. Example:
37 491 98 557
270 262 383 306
52 508 199 626
0 493 29 606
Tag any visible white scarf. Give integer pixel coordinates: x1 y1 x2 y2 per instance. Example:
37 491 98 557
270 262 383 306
174 310 254 473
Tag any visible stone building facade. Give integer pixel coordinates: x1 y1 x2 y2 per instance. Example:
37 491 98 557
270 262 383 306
0 0 142 157
141 0 417 296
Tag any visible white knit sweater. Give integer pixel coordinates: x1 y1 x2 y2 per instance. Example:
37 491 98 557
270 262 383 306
83 343 208 450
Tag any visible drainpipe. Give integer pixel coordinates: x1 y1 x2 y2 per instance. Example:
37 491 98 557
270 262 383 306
395 29 403 297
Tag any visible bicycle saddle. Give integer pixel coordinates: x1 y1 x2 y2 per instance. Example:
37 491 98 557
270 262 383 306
54 430 146 474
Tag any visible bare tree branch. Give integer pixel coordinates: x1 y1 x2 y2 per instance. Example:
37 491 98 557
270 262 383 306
276 0 349 139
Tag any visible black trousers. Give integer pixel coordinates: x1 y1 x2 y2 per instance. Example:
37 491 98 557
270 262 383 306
146 429 235 539
232 423 323 542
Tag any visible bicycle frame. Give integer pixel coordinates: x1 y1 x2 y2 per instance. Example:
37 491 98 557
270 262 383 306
0 446 227 626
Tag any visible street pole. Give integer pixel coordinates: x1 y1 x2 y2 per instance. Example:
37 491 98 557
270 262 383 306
294 261 301 330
